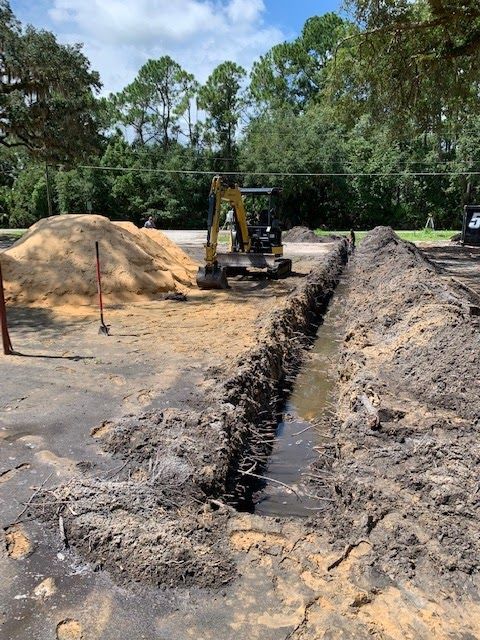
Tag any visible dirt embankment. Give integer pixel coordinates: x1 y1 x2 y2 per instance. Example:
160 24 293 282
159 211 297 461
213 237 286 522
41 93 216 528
32 242 348 589
309 227 480 596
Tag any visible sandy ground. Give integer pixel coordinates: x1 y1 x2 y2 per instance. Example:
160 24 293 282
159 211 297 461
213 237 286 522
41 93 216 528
0 235 337 640
1 232 479 640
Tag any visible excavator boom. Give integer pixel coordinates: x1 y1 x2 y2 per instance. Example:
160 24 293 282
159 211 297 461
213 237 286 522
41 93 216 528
196 177 230 289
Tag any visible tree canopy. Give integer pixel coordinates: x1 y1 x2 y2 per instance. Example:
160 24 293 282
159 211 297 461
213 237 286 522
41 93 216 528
113 56 199 149
198 61 247 160
0 0 101 163
1 0 479 231
339 0 480 132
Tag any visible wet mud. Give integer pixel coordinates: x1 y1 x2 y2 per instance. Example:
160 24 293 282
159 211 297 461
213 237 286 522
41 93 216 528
255 279 348 517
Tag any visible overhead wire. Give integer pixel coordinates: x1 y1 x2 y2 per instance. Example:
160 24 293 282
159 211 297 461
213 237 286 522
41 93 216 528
74 164 480 178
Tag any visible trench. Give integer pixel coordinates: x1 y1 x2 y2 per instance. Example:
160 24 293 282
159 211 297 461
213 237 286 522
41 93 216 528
224 244 349 514
253 278 348 517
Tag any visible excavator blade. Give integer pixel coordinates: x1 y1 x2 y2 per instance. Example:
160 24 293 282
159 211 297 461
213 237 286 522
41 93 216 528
196 265 229 290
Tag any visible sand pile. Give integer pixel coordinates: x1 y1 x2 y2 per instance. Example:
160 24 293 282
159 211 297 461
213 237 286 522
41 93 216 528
1 215 197 307
114 221 196 285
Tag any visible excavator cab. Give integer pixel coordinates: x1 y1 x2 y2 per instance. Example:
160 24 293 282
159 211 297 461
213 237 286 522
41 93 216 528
196 177 292 290
240 187 283 254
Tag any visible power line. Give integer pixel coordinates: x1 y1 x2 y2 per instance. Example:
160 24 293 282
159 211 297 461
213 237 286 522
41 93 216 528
75 164 480 178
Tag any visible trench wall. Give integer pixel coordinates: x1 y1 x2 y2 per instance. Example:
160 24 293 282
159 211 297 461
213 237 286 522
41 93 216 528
309 227 480 593
220 242 348 506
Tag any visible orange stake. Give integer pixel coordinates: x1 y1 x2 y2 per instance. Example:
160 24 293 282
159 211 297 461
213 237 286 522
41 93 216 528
0 260 13 355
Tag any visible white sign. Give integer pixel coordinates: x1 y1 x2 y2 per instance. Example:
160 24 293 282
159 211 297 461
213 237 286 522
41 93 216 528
468 212 480 230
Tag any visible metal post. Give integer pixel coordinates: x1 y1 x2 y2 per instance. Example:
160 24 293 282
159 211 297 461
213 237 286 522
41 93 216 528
0 261 13 355
45 163 53 217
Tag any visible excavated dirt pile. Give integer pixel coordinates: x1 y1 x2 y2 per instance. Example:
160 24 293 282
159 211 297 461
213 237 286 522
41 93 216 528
2 215 197 306
32 242 348 589
283 226 340 243
310 227 480 596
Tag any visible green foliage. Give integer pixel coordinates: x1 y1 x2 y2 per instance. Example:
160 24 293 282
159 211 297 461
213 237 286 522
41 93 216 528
9 163 49 227
250 13 353 113
0 0 102 163
1 2 478 233
241 104 351 227
198 61 247 160
339 0 480 133
316 229 459 241
112 56 199 148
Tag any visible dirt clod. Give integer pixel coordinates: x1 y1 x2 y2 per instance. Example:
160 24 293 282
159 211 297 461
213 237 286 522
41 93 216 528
33 577 57 600
37 480 236 589
4 524 33 559
90 421 113 439
56 619 82 640
0 463 30 484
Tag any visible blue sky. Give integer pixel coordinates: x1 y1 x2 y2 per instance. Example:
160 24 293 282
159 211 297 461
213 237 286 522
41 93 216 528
10 0 344 93
264 0 343 36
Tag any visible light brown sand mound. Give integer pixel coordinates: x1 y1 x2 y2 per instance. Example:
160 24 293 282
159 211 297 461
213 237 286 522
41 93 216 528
2 215 197 307
114 222 197 285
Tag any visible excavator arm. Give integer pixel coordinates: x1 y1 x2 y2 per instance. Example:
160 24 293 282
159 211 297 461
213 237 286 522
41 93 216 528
196 176 232 289
221 185 251 253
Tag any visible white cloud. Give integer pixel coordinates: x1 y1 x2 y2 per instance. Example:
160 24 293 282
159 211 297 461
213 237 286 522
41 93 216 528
47 0 284 93
227 0 263 22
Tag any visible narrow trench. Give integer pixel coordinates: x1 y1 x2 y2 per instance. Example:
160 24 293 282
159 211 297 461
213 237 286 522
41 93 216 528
252 277 348 517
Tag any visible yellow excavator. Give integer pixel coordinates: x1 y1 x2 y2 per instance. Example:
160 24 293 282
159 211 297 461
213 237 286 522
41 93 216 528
196 176 292 289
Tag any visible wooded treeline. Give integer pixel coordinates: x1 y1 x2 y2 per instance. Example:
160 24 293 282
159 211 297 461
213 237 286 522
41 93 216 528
1 0 480 229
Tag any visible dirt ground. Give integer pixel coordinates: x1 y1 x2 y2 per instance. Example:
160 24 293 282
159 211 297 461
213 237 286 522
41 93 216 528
300 230 480 636
0 235 343 639
420 242 480 302
1 230 479 639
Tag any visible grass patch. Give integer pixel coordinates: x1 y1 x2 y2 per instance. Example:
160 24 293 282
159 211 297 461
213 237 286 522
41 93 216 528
315 229 458 244
0 229 26 239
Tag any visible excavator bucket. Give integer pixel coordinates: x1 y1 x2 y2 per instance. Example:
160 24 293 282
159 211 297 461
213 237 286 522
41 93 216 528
196 264 229 290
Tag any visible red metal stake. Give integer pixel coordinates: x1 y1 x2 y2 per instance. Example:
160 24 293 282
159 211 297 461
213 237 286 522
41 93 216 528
0 260 13 355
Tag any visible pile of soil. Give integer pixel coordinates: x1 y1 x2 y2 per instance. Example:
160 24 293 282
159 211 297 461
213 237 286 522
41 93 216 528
40 479 234 589
114 221 197 283
1 215 197 307
283 226 340 243
310 227 480 593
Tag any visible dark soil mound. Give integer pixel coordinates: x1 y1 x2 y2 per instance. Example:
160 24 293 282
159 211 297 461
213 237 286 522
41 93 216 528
310 226 480 593
283 226 340 243
36 480 234 588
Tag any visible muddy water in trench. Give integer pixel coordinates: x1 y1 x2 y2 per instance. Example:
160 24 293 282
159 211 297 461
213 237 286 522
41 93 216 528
255 279 348 518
